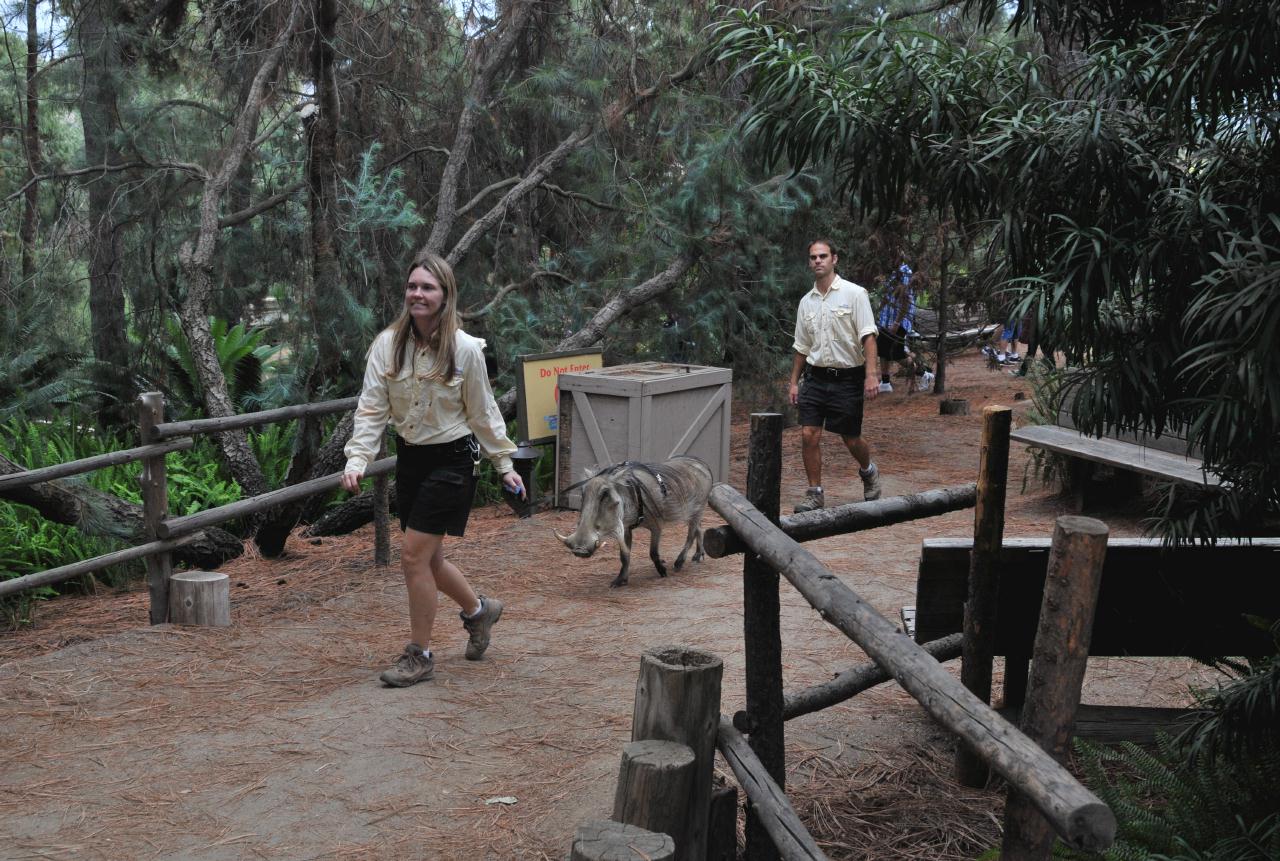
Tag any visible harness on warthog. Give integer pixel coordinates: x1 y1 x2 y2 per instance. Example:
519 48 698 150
563 460 669 525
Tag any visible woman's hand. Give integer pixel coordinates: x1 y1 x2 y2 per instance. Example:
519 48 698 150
501 471 526 500
341 471 364 493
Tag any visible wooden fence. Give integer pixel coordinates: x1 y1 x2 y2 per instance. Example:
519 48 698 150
0 391 393 621
591 410 1117 860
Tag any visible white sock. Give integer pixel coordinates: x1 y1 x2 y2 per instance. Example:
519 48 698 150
466 599 484 618
809 486 823 493
860 463 876 477
420 647 432 659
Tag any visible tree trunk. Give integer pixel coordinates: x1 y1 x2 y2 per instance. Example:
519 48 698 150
79 0 130 403
0 452 243 569
177 0 301 505
933 227 950 395
21 0 41 282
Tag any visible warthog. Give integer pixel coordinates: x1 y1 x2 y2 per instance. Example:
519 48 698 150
554 456 713 587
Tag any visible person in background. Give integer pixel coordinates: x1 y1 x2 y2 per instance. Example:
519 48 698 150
787 239 882 514
343 251 525 688
875 260 916 393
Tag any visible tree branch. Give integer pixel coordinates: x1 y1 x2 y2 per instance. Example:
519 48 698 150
423 0 539 255
460 270 573 321
379 144 451 174
446 49 711 267
3 160 208 203
541 182 624 212
217 179 306 229
457 176 521 217
494 250 701 415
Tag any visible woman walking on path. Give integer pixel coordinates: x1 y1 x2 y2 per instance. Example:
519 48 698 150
343 251 526 687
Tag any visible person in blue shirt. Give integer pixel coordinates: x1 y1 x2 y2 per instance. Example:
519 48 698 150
875 261 915 393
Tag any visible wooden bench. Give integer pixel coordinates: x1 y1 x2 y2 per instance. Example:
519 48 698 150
1011 408 1222 510
911 536 1280 741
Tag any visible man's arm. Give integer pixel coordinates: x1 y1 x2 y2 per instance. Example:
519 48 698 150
862 334 879 400
789 352 808 405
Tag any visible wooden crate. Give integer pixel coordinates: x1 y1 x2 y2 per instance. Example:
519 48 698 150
556 362 732 509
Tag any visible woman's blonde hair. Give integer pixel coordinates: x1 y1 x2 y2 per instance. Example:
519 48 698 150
386 251 460 380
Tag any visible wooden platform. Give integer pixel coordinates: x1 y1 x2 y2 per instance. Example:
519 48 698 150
1010 424 1222 487
915 537 1280 656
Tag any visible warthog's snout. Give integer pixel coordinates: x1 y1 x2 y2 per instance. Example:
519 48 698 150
554 529 600 558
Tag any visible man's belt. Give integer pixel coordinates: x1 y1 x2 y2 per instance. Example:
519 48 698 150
806 365 859 380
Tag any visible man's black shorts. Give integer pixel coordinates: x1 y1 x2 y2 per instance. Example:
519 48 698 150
395 435 479 537
797 367 866 438
877 327 909 362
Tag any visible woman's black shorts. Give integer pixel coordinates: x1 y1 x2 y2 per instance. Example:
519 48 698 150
876 327 910 362
395 435 479 537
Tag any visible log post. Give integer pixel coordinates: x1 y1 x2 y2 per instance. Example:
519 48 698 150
168 571 231 626
373 436 390 567
1002 516 1108 860
612 740 696 853
569 820 675 861
706 779 739 861
138 392 172 625
956 405 1012 787
631 646 723 861
741 412 784 861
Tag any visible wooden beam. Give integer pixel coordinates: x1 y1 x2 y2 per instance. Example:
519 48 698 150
1003 516 1108 860
716 716 828 861
957 405 1012 787
708 483 1115 852
0 533 201 598
781 634 962 722
157 457 395 539
0 437 195 491
703 484 976 559
149 397 357 440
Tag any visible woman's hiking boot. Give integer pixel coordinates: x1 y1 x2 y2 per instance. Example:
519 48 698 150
794 487 825 513
380 644 434 687
461 595 503 660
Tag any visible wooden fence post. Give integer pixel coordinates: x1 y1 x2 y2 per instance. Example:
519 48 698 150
742 412 784 861
569 820 675 861
612 739 696 851
956 405 1012 786
373 436 390 567
1002 516 1108 860
631 646 723 861
138 392 172 625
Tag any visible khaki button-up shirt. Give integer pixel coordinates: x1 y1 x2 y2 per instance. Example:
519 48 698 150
344 329 517 476
792 276 878 368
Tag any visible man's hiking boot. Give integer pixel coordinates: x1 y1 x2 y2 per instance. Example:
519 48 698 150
381 644 434 687
461 595 503 661
861 463 882 501
794 487 825 514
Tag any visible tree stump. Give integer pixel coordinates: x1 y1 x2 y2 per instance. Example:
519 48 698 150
569 820 675 861
631 645 723 861
939 398 970 416
612 740 696 852
168 571 231 626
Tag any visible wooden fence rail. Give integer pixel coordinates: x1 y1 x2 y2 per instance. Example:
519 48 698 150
710 482 1116 852
0 533 202 599
0 437 195 491
157 457 396 540
703 483 977 559
148 397 358 440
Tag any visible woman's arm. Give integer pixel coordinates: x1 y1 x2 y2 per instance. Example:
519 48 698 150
342 334 393 489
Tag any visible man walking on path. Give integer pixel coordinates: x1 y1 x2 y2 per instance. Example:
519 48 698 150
788 239 882 513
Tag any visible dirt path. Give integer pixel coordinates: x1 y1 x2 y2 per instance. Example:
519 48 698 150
0 354 1219 860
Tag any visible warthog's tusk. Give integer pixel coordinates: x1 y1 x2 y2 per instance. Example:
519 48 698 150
554 529 573 544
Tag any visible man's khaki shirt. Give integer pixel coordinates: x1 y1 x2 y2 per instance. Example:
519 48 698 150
792 276 878 368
